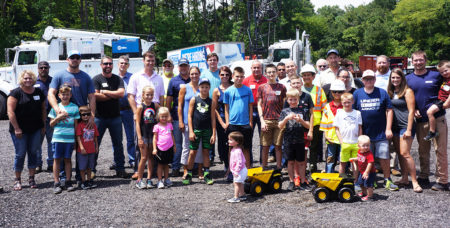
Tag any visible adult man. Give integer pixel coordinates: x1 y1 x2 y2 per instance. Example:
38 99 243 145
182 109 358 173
201 53 220 98
277 62 288 84
353 70 398 191
166 58 191 177
48 50 96 187
374 55 391 91
243 60 267 164
117 55 135 168
282 60 298 90
406 51 448 191
35 61 53 172
92 56 126 178
161 58 174 96
316 49 356 88
313 58 328 86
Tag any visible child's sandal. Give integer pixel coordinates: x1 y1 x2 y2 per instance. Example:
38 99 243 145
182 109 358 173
13 179 22 191
28 176 38 189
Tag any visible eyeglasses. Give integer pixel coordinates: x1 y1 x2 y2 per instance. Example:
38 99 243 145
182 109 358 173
220 73 230 76
102 62 113 66
362 77 375 81
81 113 91 117
332 91 344 94
39 67 49 70
318 65 328 68
69 56 81 60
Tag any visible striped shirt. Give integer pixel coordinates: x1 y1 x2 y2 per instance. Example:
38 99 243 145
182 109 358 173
49 102 80 143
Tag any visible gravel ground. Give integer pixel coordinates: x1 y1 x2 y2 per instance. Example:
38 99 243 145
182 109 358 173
0 114 449 227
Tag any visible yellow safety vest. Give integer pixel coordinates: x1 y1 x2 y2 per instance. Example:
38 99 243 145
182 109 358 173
303 85 327 126
319 103 340 144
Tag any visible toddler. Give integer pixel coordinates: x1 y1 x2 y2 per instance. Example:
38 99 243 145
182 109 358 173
350 135 376 202
227 131 248 203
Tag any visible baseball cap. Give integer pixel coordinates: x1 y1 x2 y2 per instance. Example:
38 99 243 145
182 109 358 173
362 69 376 79
178 58 189 66
163 59 174 66
199 78 210 86
330 80 346 91
327 49 339 57
68 50 81 58
38 61 49 67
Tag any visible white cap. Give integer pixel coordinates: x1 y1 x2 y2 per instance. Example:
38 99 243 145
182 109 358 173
300 64 316 75
330 80 346 91
362 69 375 79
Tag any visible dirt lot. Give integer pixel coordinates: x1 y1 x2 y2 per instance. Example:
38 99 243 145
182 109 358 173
0 115 449 227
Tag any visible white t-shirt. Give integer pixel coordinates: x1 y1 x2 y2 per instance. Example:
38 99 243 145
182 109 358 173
333 109 362 144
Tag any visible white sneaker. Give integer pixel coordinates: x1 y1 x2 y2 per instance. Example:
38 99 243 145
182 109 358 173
164 178 173 187
157 180 165 189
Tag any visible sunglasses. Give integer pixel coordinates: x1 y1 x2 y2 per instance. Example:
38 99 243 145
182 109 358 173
332 91 344 94
102 62 113 66
220 73 230 76
278 69 286 71
81 113 91 117
318 65 328 68
39 67 49 70
69 56 81 60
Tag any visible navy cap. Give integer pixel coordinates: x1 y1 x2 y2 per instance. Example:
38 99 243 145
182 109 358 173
327 49 339 57
199 78 210 86
178 58 189 66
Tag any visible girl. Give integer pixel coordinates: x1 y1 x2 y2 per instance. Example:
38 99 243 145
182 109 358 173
135 85 159 189
152 107 176 189
227 131 248 203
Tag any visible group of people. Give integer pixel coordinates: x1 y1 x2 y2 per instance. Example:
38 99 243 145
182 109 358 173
6 47 449 202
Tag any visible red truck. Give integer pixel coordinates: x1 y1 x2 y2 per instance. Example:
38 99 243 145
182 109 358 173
358 55 408 73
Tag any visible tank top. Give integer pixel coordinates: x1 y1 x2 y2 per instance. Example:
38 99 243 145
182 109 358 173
193 95 212 130
140 102 157 138
217 87 226 119
183 84 199 125
391 93 412 130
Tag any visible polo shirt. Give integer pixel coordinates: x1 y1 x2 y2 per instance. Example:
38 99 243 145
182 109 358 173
243 74 268 106
127 70 165 104
167 75 191 120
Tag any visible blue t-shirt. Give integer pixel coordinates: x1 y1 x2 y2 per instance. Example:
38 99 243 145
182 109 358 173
48 102 80 143
224 85 254 125
167 75 190 120
200 69 220 98
119 72 132 109
406 70 445 123
353 87 392 141
50 70 95 107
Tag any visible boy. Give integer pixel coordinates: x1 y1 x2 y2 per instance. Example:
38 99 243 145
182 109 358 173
350 135 376 202
279 88 312 191
185 78 216 185
49 85 80 194
76 106 99 190
334 92 362 178
257 64 286 169
224 67 254 168
424 60 450 141
320 80 345 173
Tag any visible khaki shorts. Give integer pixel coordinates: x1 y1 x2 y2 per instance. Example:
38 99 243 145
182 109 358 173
261 120 283 146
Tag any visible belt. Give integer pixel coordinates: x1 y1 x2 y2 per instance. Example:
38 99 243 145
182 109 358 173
120 106 131 111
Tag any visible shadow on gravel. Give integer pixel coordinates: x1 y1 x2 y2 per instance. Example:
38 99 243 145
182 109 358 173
95 179 134 189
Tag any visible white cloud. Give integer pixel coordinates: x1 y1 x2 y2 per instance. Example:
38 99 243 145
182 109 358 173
310 0 373 11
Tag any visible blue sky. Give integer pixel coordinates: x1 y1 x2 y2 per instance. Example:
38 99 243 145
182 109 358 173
310 0 374 11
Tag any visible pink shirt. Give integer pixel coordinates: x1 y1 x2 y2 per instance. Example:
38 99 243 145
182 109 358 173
127 70 165 104
229 147 246 175
152 122 174 151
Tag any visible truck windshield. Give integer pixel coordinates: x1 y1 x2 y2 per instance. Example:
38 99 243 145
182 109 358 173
18 51 37 65
273 49 290 62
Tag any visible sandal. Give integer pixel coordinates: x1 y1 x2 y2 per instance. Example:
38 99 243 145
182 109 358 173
413 183 423 193
14 180 22 191
29 176 38 189
394 180 409 187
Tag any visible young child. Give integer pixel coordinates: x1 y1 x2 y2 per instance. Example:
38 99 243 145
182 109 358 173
184 78 216 185
350 135 376 202
152 107 176 189
48 85 80 194
227 131 248 203
424 60 450 141
135 85 159 189
334 92 362 178
279 88 311 191
75 106 99 190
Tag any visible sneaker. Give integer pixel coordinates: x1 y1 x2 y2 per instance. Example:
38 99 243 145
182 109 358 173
80 182 89 190
391 169 401 177
227 197 240 203
88 180 97 189
300 182 313 192
157 180 165 189
431 183 449 191
66 181 76 192
287 182 295 191
357 192 365 197
116 170 129 179
135 180 147 189
384 179 399 191
373 181 378 189
203 172 214 185
182 173 192 185
417 178 430 187
146 179 155 189
53 183 63 194
164 178 173 187
268 156 276 163
60 179 66 190
294 177 301 187
239 195 248 201
361 195 374 202
424 131 439 141
90 172 96 180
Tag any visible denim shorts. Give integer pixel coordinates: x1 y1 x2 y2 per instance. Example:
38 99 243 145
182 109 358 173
53 142 74 159
77 153 95 170
357 172 377 188
393 128 416 138
370 140 389 159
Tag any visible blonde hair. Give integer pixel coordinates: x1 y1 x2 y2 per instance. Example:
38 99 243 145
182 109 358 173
157 107 170 121
229 131 244 147
358 135 371 145
141 85 154 102
18 70 37 86
286 88 300 98
79 105 91 113
59 85 72 94
341 92 353 101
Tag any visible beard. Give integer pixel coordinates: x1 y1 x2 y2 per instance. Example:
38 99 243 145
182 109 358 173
377 65 389 74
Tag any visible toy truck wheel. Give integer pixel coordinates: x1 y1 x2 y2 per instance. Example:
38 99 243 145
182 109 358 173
250 181 264 197
244 182 251 194
313 187 330 203
269 178 282 193
338 187 354 203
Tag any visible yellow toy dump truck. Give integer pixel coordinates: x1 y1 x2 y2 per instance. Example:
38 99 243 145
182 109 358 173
310 173 355 203
244 167 283 196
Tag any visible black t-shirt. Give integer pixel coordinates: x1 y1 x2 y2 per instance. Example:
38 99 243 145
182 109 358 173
279 107 307 144
93 74 124 118
9 87 44 133
193 95 212 130
140 102 157 138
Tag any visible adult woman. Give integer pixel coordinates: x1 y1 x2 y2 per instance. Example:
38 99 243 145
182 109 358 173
387 68 422 193
7 70 45 190
178 66 203 179
212 66 233 181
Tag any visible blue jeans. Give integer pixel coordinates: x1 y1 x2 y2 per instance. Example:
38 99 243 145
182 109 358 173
95 116 125 171
171 120 183 171
37 118 53 166
120 109 136 165
11 130 41 172
216 121 229 169
325 143 341 173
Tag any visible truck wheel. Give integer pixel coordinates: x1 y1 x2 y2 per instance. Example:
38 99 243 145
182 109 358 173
338 187 354 203
244 182 251 194
250 181 264 197
269 178 282 193
313 187 330 203
0 94 6 120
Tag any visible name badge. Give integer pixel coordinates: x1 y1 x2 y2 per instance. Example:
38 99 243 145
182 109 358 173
275 91 281 95
444 85 450 91
425 81 433 84
33 95 40 100
34 84 40 87
250 85 256 89
102 83 108 87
